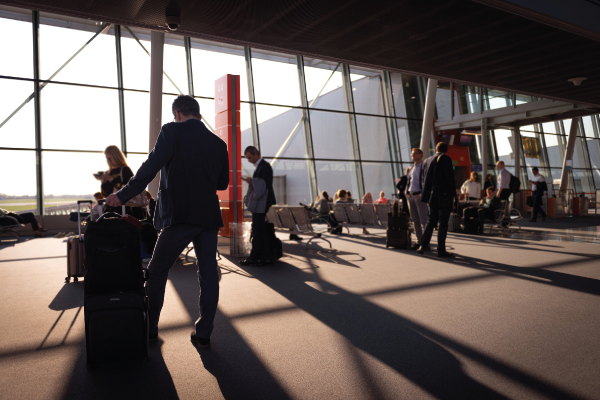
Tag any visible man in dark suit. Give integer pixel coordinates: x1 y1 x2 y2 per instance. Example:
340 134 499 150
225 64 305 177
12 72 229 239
240 146 277 266
106 95 229 348
417 141 456 258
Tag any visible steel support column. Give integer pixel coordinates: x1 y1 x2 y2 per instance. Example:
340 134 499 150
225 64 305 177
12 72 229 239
514 126 521 180
148 31 164 198
32 11 43 215
244 47 260 149
420 78 437 155
296 55 318 201
559 117 580 193
481 118 488 180
184 37 194 96
115 25 127 154
342 64 364 199
383 71 401 178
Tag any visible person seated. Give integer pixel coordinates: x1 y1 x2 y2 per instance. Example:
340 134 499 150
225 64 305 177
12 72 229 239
361 192 374 234
346 191 356 203
474 187 503 231
93 192 104 204
460 172 482 201
374 191 388 204
0 208 47 237
335 189 348 203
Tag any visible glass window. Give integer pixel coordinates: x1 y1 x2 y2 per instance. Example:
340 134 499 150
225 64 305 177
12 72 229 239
544 134 563 167
514 93 541 105
349 66 385 116
239 103 253 153
41 84 120 151
400 74 423 120
256 105 307 158
0 79 35 149
310 110 355 160
303 58 346 112
493 129 515 166
456 84 479 114
542 122 558 134
0 150 37 212
582 116 597 139
43 151 106 212
361 162 393 200
39 17 117 88
251 50 300 107
587 139 600 170
483 88 512 110
572 169 594 194
121 28 151 91
521 131 545 170
190 40 248 101
389 72 407 118
435 81 452 120
264 158 313 206
356 115 390 161
124 90 149 153
396 119 411 162
0 15 33 79
126 153 149 177
315 161 360 198
163 35 187 95
573 135 591 169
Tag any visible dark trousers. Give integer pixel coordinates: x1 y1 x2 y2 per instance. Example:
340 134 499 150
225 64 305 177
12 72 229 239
250 211 272 261
8 212 41 231
147 224 219 338
420 204 451 252
476 208 495 230
531 191 546 219
499 189 511 201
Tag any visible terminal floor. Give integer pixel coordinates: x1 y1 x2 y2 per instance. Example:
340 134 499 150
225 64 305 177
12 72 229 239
1 219 600 400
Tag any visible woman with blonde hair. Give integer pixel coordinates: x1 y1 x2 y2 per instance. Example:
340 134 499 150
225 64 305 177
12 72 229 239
99 145 133 198
361 192 374 234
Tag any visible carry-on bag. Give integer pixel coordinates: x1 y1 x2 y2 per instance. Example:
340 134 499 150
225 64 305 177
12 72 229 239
448 212 462 233
266 222 283 260
386 228 411 249
84 206 144 294
85 290 148 366
66 200 93 283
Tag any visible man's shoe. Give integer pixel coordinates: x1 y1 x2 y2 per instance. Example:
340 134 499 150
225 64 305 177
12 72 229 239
239 258 259 266
34 232 46 238
411 244 420 250
149 334 159 342
438 251 454 258
529 219 537 222
416 246 426 255
289 234 303 241
190 332 210 348
541 216 547 221
259 259 273 266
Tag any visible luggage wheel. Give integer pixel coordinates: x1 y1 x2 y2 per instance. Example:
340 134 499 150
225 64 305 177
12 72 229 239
65 277 70 283
73 277 79 282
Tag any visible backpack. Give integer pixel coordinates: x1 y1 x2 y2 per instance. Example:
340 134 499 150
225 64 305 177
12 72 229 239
509 174 521 193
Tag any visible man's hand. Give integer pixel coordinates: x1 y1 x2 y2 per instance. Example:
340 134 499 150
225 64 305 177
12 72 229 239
105 193 122 207
241 176 251 183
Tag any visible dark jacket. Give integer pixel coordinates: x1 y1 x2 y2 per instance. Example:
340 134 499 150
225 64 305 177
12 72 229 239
117 119 229 231
253 159 276 211
420 152 456 206
395 175 407 198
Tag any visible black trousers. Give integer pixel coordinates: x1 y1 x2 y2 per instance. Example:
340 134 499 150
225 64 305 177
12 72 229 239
7 212 41 231
250 210 272 261
420 204 451 252
499 189 511 201
531 191 546 219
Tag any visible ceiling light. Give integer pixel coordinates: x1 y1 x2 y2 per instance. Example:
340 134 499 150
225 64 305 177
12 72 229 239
411 96 416 99
568 77 587 86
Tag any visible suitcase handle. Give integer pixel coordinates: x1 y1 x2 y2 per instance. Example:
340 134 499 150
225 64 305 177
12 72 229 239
97 212 122 222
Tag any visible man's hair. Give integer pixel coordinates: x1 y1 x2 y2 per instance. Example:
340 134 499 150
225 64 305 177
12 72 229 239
532 167 539 172
497 160 505 166
411 148 423 155
436 142 448 153
172 95 200 118
406 167 411 174
380 191 385 197
487 186 495 192
347 191 352 198
244 146 260 156
338 189 347 198
93 192 103 200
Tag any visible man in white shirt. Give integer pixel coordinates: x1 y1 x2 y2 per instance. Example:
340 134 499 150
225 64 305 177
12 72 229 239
405 148 429 249
496 161 512 201
529 167 547 222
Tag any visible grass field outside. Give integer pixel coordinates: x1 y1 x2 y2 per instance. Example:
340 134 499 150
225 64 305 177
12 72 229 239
1 197 93 213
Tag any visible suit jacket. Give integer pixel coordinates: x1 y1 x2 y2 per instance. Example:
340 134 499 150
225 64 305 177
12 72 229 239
404 162 425 195
117 119 229 231
252 159 276 211
420 152 456 205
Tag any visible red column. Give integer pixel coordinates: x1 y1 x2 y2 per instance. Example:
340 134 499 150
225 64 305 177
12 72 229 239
215 74 242 237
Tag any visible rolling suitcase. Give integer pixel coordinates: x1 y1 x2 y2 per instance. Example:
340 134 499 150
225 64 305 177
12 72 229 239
266 222 283 260
85 290 148 366
386 229 411 249
448 212 461 233
65 200 93 283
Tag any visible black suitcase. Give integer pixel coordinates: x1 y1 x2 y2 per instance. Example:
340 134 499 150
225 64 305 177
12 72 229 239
448 213 461 233
386 228 411 249
266 222 283 260
388 212 410 230
84 212 144 294
85 290 148 366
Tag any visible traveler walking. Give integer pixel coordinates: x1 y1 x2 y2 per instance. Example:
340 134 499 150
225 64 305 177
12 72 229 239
417 142 456 258
106 95 229 348
529 167 547 222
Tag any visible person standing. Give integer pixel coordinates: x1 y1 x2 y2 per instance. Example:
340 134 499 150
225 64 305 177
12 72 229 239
240 146 276 266
483 174 496 191
529 167 547 222
460 172 482 200
405 148 429 249
496 161 512 201
417 142 456 258
106 95 229 348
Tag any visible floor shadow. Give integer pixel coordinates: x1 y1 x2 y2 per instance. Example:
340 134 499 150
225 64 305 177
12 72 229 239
167 261 292 399
234 260 583 400
61 339 179 400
